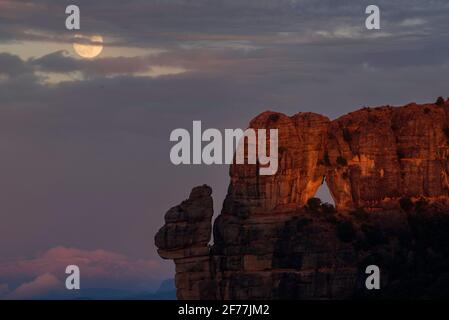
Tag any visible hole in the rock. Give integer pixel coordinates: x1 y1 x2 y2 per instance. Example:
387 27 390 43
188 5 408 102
314 177 334 205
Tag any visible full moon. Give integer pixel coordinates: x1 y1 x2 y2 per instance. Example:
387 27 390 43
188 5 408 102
73 34 103 58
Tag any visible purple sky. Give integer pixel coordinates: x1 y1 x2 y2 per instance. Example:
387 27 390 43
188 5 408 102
0 0 449 298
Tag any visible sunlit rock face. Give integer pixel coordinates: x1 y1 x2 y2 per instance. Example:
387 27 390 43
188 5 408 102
156 100 449 300
227 100 449 213
226 111 330 215
327 102 449 211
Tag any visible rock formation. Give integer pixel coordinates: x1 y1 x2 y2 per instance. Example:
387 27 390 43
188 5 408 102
155 99 449 299
227 112 330 215
326 102 449 211
226 100 449 213
155 185 214 299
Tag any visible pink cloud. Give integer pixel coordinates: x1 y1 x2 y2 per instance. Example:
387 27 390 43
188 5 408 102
0 246 171 298
6 273 62 300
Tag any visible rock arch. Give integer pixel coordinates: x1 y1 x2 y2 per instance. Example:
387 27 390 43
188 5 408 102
225 101 449 214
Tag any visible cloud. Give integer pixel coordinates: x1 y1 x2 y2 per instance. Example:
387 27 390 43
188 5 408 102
28 51 187 79
1 0 448 48
315 26 391 40
30 51 83 73
31 51 151 76
0 51 189 86
0 246 169 299
6 273 62 300
0 53 33 77
399 18 426 27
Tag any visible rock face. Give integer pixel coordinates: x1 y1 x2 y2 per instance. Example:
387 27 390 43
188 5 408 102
156 99 449 299
327 103 449 211
211 210 360 299
227 101 449 213
155 185 215 299
227 112 330 215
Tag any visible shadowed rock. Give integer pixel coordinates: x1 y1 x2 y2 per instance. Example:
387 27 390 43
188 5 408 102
155 185 215 299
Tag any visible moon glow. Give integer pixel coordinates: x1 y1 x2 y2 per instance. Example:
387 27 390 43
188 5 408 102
73 35 103 58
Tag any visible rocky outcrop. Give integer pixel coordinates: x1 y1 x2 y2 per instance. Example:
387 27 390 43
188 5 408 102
227 100 449 213
227 112 330 215
327 103 449 211
155 185 215 299
156 99 449 299
210 209 359 299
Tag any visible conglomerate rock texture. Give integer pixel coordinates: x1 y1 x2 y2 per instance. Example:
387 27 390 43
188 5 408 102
156 100 449 299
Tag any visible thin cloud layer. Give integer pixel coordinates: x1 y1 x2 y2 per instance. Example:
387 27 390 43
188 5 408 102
1 0 448 47
0 51 188 82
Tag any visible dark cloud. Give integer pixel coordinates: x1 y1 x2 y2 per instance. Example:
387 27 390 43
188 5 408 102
0 53 33 77
30 51 155 76
30 51 82 73
1 0 449 48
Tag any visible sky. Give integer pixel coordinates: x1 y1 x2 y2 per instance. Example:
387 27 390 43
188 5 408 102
0 0 448 298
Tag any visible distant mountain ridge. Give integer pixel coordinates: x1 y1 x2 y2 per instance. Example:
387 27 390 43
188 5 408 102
27 278 176 300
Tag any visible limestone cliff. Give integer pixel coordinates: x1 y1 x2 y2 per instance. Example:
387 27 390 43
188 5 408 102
155 99 449 299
